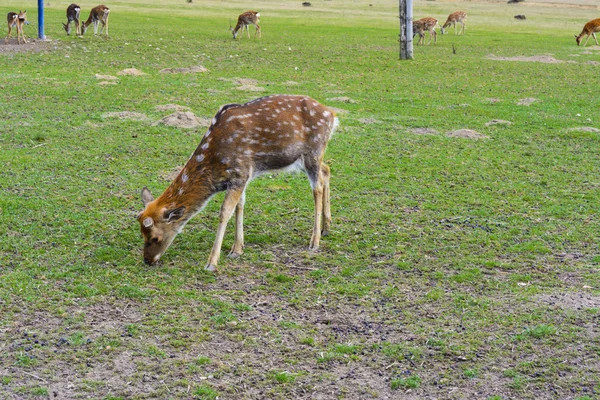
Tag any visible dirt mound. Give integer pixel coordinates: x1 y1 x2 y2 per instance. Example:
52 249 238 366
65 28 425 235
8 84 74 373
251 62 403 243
117 68 147 76
236 84 265 92
95 74 117 81
567 127 600 133
486 54 564 63
153 111 211 129
159 66 208 74
101 112 149 121
485 119 512 126
327 96 358 104
234 78 258 86
155 104 191 112
410 128 438 135
447 129 489 139
517 97 537 106
358 118 381 124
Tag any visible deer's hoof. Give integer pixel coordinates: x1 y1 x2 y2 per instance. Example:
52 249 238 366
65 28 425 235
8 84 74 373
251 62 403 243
204 264 218 272
228 251 243 259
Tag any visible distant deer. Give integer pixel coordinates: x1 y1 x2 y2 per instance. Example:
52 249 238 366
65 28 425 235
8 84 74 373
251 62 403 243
5 10 28 45
81 5 110 37
137 95 339 271
413 17 439 45
575 18 600 46
441 11 467 35
231 11 261 39
62 4 81 36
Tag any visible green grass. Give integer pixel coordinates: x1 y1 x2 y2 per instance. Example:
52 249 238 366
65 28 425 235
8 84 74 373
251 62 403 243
1 0 600 398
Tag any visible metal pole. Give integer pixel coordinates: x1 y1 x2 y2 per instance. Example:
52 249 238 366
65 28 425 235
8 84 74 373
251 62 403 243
38 0 45 40
399 0 413 59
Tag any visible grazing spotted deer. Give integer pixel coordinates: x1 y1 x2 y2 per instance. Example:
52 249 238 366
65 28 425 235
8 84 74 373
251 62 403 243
81 5 110 37
62 4 81 36
5 10 28 45
575 18 600 46
413 17 439 45
231 11 261 39
441 11 467 35
137 95 338 271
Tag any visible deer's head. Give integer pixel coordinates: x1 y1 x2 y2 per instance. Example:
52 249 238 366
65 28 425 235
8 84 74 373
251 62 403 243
574 34 582 46
138 188 187 265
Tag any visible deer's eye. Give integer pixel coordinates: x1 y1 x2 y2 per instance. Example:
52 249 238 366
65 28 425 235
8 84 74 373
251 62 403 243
152 237 159 243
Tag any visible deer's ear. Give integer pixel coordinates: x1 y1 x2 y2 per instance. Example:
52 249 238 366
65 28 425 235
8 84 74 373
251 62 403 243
141 187 154 206
164 206 186 223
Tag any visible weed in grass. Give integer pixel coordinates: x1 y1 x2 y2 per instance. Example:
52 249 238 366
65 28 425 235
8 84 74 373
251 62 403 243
269 370 296 384
515 324 557 340
15 353 36 367
1 376 11 385
391 375 422 390
30 386 48 396
195 356 212 366
146 344 166 359
464 368 478 379
507 376 527 391
300 337 315 346
193 384 219 400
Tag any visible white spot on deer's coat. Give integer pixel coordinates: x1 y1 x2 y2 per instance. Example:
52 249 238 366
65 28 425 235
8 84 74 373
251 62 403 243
182 173 189 183
196 154 205 162
212 117 217 125
323 110 331 117
201 142 209 150
178 188 184 195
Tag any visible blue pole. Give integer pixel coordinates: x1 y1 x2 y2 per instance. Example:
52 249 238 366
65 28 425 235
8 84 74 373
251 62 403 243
38 0 45 40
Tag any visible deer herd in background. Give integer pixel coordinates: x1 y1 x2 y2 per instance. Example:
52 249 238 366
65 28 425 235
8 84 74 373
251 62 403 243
4 4 600 47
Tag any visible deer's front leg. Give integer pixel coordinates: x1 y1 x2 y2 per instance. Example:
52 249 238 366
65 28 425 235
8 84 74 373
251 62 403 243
229 190 246 259
205 187 244 272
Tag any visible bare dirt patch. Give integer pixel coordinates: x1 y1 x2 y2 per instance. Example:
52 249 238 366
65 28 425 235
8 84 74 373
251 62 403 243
486 54 564 63
153 111 211 129
485 119 512 127
535 291 600 311
517 97 538 106
236 84 266 92
154 104 191 112
0 38 58 55
447 129 489 139
117 68 147 76
410 127 439 135
101 111 149 121
486 98 502 104
159 65 208 74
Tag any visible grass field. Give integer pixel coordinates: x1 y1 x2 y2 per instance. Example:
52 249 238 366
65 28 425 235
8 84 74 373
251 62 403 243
1 0 599 398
